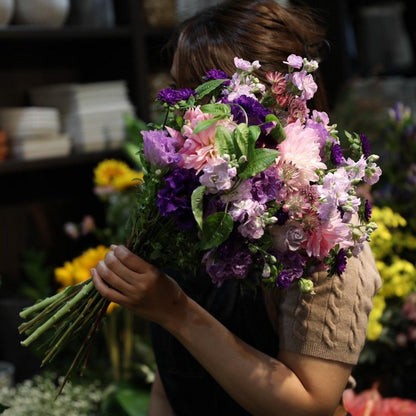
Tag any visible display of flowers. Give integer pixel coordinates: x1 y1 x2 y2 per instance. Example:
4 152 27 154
18 54 381 392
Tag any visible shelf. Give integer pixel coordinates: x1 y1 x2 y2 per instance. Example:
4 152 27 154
0 26 132 41
0 149 123 175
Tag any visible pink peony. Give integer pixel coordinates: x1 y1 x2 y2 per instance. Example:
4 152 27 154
178 106 221 172
276 120 326 189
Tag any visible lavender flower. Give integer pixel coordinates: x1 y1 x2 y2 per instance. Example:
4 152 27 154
157 88 197 106
199 161 237 193
334 248 347 275
142 129 181 167
251 168 280 204
360 134 371 159
203 238 253 287
156 168 199 229
330 142 344 166
275 251 305 288
204 69 229 81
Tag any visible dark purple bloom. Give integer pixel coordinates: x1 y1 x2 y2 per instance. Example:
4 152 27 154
275 209 289 225
157 87 197 105
142 129 181 167
360 134 371 159
204 69 229 82
203 238 253 287
156 168 199 229
274 251 305 288
250 168 280 204
334 248 348 275
364 199 372 222
330 142 344 166
230 95 272 127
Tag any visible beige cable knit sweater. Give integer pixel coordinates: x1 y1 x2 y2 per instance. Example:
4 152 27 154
267 242 382 365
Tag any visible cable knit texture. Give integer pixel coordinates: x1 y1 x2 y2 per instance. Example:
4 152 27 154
277 242 382 364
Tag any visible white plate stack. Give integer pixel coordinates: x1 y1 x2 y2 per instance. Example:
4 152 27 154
29 81 134 152
0 107 71 160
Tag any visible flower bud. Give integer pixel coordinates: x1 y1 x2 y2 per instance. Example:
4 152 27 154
299 278 315 294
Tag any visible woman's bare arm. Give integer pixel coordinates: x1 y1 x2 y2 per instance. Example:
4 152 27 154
147 370 176 416
92 245 352 416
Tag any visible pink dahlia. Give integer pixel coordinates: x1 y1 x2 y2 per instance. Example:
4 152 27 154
276 120 326 189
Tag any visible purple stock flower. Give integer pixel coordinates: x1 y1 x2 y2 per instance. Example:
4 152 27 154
250 168 280 204
275 251 305 288
156 168 199 229
364 199 372 222
330 142 344 166
360 134 371 159
157 87 197 105
334 248 348 275
204 69 230 83
230 95 272 127
142 129 181 167
204 237 253 287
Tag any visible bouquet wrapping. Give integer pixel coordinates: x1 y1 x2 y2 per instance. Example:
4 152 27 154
18 54 381 392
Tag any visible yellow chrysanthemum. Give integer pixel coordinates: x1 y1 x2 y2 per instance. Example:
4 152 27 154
94 159 143 191
367 293 386 341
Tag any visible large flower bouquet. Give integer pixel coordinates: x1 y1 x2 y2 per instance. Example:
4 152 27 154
18 54 381 392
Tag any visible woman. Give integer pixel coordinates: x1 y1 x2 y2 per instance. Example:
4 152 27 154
91 1 382 415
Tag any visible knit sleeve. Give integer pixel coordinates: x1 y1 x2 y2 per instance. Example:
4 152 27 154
277 242 382 365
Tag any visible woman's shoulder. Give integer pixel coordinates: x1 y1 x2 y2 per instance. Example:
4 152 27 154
276 242 382 365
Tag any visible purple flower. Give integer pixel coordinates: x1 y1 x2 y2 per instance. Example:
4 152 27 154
334 248 347 275
142 129 181 167
360 134 371 159
203 237 253 287
364 199 372 222
274 251 305 288
229 95 272 127
330 142 344 166
250 168 280 204
275 209 289 225
157 88 197 105
204 69 229 82
156 168 199 229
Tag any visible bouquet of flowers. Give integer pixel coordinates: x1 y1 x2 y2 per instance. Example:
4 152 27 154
18 54 381 393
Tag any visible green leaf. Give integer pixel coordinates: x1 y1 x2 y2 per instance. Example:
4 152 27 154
195 78 228 99
201 103 231 116
216 125 236 156
265 114 286 143
239 148 279 179
191 186 206 230
234 124 250 158
200 212 234 250
115 388 150 416
193 118 218 134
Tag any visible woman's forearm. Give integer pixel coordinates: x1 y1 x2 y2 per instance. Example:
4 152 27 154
163 296 349 416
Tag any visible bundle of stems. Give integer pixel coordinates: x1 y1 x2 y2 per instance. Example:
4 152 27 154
18 278 110 396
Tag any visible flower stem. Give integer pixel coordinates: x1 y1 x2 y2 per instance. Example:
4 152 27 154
21 281 95 347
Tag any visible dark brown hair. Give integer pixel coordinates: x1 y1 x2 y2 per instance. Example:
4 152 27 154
170 0 329 111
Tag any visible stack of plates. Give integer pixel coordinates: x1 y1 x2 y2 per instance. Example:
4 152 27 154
30 81 134 152
0 107 71 160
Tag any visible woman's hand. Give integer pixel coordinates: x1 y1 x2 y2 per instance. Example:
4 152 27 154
91 245 187 328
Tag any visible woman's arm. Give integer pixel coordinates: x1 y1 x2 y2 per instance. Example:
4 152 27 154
92 245 352 416
147 370 176 416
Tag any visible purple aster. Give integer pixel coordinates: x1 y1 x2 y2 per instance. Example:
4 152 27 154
359 134 371 159
142 129 181 167
156 168 199 229
157 87 197 106
330 142 344 166
334 248 348 275
364 199 372 222
204 68 230 82
250 168 280 204
203 237 253 287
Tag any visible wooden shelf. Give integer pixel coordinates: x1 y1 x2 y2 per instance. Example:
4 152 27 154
0 25 132 41
0 149 123 175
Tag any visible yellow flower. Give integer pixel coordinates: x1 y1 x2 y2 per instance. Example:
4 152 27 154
94 159 143 191
367 294 386 341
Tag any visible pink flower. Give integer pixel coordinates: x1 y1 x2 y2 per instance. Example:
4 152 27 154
234 57 261 71
288 97 309 123
305 213 352 260
290 70 318 100
276 120 326 188
343 384 416 416
283 54 303 69
178 107 221 172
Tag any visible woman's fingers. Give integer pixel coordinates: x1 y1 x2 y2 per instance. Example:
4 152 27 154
91 268 129 306
111 244 153 275
102 248 140 286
